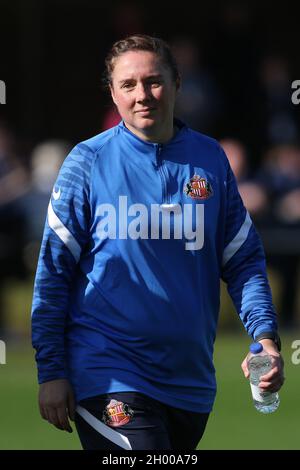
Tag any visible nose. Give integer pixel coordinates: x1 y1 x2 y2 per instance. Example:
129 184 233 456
136 83 151 103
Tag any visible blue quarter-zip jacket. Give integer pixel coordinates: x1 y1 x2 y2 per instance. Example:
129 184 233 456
31 120 278 412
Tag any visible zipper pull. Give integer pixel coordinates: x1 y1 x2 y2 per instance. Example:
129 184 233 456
155 144 162 166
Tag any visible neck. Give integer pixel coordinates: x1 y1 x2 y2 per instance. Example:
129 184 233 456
125 121 175 144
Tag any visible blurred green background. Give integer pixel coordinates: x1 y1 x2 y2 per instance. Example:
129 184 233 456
1 0 299 452
0 277 299 450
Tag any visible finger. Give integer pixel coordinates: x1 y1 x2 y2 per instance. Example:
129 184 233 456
259 376 284 392
270 355 284 371
241 360 249 378
47 408 64 430
260 365 279 382
39 404 49 421
259 382 282 393
67 394 76 422
260 372 284 384
57 406 73 433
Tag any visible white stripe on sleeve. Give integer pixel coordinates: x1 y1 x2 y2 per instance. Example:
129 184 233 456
222 212 252 266
47 200 81 263
76 405 132 450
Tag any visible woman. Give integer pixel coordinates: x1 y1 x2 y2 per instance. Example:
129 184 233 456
32 34 284 450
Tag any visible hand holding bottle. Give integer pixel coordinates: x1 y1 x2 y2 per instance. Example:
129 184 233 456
241 339 285 413
242 338 284 390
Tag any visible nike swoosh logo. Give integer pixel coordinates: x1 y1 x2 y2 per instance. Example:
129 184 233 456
52 187 61 200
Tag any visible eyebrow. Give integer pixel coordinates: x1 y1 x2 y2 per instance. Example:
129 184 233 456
118 74 164 85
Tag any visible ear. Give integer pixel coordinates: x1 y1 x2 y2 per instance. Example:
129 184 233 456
110 85 117 106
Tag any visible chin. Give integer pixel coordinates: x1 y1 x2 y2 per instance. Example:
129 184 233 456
136 117 158 130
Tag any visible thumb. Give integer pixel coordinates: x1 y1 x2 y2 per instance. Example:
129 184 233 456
241 358 250 379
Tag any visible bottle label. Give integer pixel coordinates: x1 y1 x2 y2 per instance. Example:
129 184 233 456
250 384 269 402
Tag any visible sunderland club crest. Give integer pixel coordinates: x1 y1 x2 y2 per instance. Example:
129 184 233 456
102 400 134 428
184 174 213 200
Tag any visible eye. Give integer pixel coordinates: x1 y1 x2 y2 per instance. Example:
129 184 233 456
149 80 162 88
121 82 135 90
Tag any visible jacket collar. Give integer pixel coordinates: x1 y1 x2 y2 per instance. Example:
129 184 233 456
118 118 188 151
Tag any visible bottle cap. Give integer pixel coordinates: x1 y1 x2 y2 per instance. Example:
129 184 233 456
250 342 263 354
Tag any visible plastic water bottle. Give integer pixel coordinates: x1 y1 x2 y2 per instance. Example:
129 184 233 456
247 342 280 413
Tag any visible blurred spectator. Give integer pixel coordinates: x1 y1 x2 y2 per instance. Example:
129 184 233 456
209 1 259 145
257 143 300 222
255 143 300 328
171 37 223 135
220 138 269 220
0 121 29 336
220 138 248 181
256 54 299 147
0 122 29 206
276 188 300 224
221 138 300 327
17 140 71 274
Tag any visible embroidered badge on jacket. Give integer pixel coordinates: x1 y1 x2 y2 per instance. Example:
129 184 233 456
184 174 213 200
102 399 134 427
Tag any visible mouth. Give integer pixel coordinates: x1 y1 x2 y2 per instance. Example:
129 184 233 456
135 108 156 114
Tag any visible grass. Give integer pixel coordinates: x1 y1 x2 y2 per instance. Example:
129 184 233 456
0 343 81 450
0 278 299 450
0 331 299 450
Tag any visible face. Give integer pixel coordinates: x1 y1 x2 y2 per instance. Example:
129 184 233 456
110 50 179 142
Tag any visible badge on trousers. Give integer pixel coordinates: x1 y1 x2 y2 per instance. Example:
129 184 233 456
102 399 134 427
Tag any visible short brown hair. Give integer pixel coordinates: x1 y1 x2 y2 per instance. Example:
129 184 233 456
103 34 180 88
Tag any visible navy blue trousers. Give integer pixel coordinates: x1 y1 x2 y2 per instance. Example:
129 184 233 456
75 392 209 450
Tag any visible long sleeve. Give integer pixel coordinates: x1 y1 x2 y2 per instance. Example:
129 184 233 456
220 153 278 339
31 144 93 384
